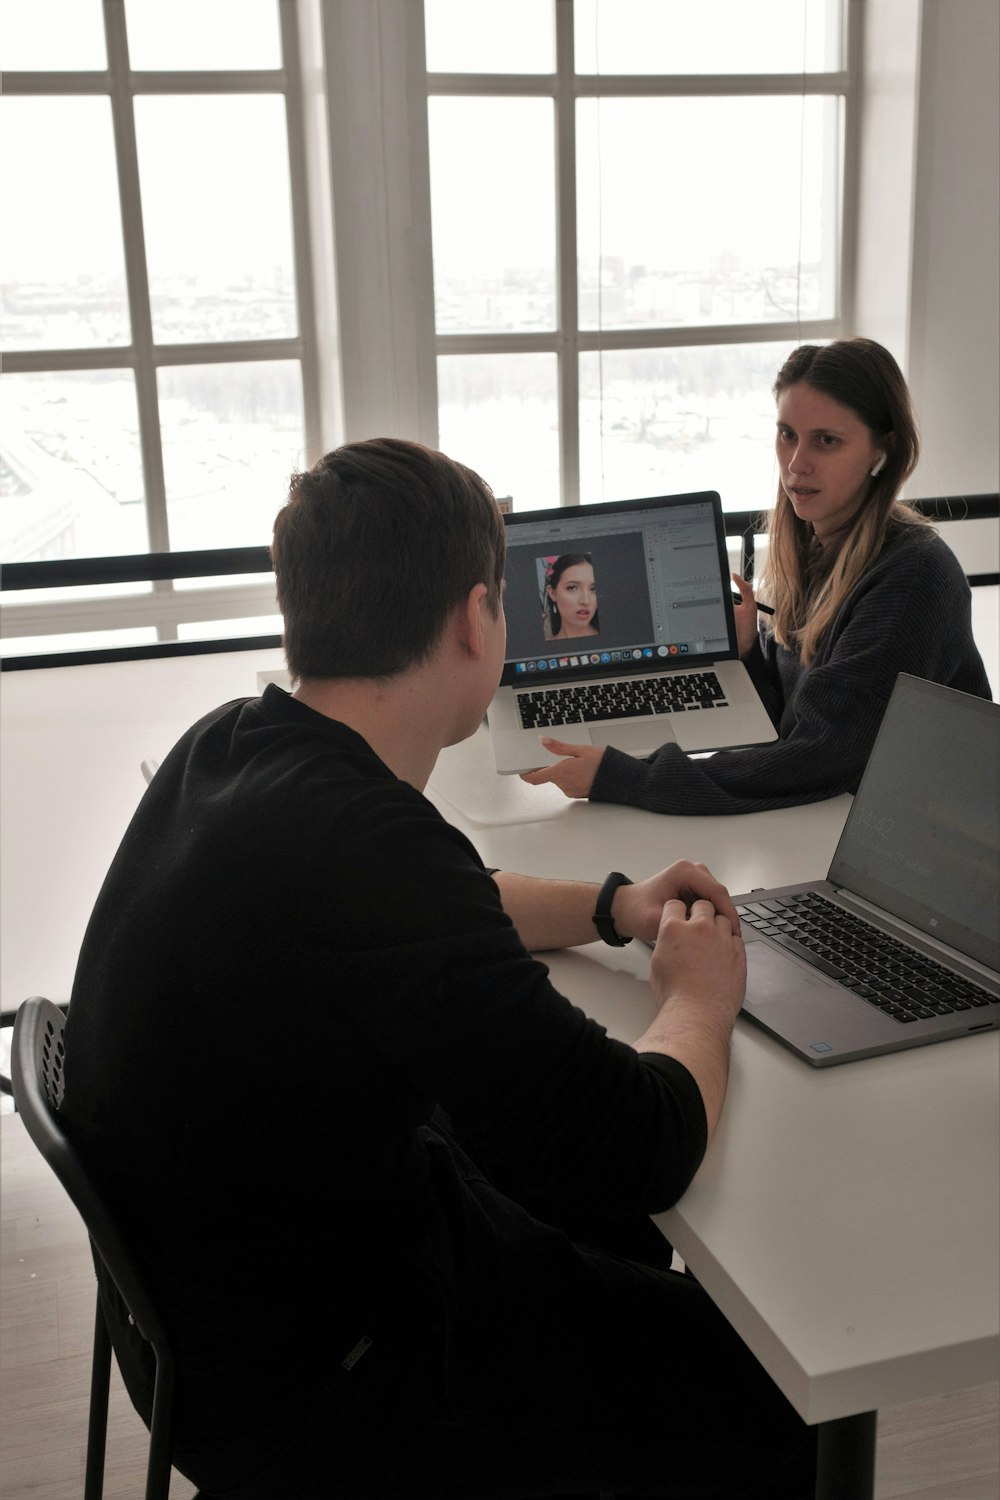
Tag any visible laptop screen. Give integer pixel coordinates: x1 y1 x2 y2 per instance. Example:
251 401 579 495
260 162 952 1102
499 491 738 687
830 675 1000 972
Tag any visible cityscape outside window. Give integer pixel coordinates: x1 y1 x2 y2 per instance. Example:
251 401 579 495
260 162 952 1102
2 0 849 654
428 0 847 512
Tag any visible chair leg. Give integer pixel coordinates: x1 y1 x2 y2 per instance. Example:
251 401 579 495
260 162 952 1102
84 1298 112 1500
145 1356 177 1500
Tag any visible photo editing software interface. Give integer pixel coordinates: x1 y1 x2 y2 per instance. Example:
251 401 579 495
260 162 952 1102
501 498 731 685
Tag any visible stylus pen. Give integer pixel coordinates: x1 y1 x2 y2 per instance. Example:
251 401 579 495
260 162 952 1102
731 592 775 616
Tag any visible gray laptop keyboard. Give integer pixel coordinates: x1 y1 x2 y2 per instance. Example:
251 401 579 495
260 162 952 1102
516 669 727 731
737 892 998 1024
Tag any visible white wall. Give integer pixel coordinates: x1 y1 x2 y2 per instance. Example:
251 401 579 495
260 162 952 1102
857 0 1000 501
853 0 923 373
318 0 438 445
909 0 1000 499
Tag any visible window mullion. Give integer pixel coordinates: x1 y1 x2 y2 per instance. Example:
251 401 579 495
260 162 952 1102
839 0 863 331
103 0 171 561
323 0 437 446
279 0 327 463
1 71 111 96
571 71 851 97
555 0 579 506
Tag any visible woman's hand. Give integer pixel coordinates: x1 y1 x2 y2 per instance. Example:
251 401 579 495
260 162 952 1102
730 571 761 658
615 860 741 946
519 739 605 798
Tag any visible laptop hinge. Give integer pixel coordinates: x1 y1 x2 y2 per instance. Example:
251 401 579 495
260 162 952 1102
830 887 999 987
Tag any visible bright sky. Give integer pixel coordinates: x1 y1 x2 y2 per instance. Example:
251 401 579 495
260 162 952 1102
3 0 841 286
424 0 841 74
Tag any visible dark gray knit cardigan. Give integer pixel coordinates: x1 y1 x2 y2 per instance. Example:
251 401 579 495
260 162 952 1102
590 525 991 816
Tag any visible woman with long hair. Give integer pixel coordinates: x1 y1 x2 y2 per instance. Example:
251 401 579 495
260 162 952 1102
522 338 990 814
543 553 600 640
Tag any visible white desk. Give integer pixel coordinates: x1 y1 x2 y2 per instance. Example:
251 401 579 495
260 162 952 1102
427 724 1000 1411
3 649 998 1498
436 730 999 1494
0 647 287 1011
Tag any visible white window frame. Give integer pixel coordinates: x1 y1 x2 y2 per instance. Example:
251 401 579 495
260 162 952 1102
2 0 862 650
2 0 330 645
320 0 862 505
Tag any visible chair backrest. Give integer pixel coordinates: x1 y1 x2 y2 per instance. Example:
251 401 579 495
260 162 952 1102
11 997 174 1362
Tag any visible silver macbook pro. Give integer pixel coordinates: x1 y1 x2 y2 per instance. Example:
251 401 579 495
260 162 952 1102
487 491 778 775
735 674 999 1066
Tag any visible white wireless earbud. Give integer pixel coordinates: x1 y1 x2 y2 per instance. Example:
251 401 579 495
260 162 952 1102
870 454 887 477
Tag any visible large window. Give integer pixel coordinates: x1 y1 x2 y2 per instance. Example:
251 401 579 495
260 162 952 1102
2 0 858 656
425 0 855 511
1 0 319 650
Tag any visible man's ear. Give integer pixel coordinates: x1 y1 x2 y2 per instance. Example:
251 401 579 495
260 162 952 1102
456 583 489 660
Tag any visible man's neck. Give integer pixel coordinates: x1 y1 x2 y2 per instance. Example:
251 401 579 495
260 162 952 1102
292 671 445 791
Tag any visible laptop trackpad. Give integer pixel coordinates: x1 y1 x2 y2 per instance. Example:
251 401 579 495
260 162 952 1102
591 721 674 755
742 940 832 1013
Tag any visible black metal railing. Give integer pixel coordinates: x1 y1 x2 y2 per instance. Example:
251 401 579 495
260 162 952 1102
3 495 996 671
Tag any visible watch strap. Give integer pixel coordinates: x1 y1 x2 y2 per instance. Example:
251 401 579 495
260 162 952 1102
593 871 633 947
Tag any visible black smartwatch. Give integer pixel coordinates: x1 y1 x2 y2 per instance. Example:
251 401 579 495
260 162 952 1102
592 871 633 947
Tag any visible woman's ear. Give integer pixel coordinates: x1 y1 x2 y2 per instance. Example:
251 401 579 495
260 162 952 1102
870 430 895 477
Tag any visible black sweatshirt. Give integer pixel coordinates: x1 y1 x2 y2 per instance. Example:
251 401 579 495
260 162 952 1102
62 686 705 1485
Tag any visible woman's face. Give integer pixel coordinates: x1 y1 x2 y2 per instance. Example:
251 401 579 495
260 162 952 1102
548 562 597 636
775 382 885 543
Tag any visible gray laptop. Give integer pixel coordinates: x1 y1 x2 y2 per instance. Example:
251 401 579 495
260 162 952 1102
487 491 778 774
736 674 999 1066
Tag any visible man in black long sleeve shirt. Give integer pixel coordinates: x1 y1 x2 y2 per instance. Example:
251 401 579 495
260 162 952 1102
63 439 816 1498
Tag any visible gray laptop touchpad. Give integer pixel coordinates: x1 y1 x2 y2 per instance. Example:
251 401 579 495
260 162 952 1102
742 940 827 1013
590 721 674 754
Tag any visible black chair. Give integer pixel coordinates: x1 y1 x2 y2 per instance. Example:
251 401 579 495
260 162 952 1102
11 996 200 1500
11 997 610 1500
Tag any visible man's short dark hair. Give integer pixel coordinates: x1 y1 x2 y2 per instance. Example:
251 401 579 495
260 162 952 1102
271 438 506 681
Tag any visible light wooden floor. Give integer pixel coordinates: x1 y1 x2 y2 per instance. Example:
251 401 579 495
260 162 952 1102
2 1108 998 1500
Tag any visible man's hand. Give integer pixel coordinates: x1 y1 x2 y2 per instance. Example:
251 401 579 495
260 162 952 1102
519 738 605 798
490 860 737 956
613 860 741 946
635 895 748 1139
648 898 746 1026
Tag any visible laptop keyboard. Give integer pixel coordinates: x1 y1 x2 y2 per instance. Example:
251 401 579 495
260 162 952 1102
737 891 998 1024
516 669 727 730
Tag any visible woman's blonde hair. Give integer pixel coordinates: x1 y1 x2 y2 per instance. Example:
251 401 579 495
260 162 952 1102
760 338 926 664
